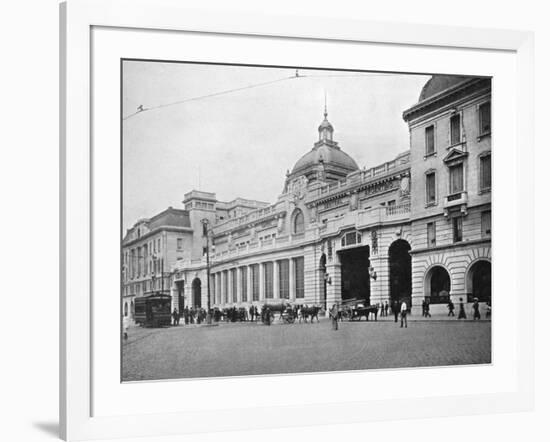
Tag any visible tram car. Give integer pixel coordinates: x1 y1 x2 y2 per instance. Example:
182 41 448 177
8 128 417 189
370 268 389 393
134 292 172 327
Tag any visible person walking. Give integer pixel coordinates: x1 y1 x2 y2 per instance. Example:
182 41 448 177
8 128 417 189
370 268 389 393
447 300 455 316
458 298 467 319
400 299 408 328
425 299 431 318
472 298 481 320
122 314 129 340
384 301 389 317
249 305 254 322
172 308 179 326
329 304 339 330
392 300 400 323
486 301 492 319
421 299 426 317
183 306 189 325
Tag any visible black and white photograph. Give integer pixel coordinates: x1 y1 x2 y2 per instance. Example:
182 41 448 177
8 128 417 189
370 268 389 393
121 60 492 382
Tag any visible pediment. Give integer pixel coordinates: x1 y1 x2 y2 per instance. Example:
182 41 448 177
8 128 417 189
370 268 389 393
443 148 468 164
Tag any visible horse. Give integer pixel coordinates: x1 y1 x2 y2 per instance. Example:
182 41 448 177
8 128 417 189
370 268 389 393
300 306 321 323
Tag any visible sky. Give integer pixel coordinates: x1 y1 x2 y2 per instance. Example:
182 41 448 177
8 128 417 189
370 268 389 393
122 61 431 231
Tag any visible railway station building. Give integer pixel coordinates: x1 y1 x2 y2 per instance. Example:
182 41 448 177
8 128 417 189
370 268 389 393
123 75 491 317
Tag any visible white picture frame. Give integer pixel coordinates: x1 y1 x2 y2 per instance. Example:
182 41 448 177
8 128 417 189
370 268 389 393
60 0 534 440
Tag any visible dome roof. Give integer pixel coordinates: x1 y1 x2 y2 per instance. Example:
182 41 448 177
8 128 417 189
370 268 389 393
318 118 333 132
419 75 469 102
291 144 359 175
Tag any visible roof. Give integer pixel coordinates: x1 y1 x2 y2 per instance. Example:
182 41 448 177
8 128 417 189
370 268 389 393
418 75 470 102
291 144 359 175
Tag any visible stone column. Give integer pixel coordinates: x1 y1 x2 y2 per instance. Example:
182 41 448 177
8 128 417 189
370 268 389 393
228 269 233 306
259 262 265 301
369 254 389 307
325 262 341 308
247 265 253 304
273 261 280 301
289 258 296 302
236 267 242 304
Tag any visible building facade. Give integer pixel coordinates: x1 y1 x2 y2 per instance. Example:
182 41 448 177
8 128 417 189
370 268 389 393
123 75 491 317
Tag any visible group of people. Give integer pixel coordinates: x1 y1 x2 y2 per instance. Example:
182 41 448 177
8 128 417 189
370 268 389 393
448 298 491 320
171 306 208 326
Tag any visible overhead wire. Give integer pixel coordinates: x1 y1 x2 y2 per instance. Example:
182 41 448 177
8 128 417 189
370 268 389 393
122 70 401 121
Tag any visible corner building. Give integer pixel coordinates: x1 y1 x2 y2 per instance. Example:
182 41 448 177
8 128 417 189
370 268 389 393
127 75 491 316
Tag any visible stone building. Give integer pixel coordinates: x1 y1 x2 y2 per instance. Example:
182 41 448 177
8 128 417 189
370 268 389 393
121 207 193 321
403 75 492 314
123 75 491 317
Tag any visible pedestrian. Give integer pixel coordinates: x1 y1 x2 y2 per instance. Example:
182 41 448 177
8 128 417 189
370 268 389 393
384 301 389 317
183 306 189 325
393 300 399 323
458 297 467 319
421 299 426 317
122 314 129 340
425 299 431 318
486 301 492 319
472 298 481 320
447 300 455 316
329 304 339 330
249 305 254 322
172 308 179 326
264 306 271 326
400 299 408 328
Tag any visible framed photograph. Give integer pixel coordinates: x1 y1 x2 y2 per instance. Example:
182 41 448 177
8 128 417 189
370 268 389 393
60 0 534 440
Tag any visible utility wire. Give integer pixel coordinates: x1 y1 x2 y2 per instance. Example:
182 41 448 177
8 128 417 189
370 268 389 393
122 70 401 121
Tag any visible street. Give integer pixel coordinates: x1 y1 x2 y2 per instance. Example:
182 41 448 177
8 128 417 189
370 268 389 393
122 317 491 381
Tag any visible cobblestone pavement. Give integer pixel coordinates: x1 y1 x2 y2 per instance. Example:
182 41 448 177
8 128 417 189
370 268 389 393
122 318 491 381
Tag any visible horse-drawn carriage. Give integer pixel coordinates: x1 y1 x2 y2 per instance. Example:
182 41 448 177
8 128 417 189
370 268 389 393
338 298 378 321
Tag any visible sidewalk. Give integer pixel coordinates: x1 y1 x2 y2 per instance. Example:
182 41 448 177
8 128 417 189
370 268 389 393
376 312 491 322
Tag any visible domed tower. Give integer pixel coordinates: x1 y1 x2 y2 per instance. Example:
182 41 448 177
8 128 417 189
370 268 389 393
285 105 359 190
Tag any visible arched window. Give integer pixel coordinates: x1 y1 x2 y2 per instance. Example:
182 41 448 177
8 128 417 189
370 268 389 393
293 210 305 234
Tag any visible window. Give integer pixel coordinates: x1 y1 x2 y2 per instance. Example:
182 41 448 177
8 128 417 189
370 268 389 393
251 265 260 301
341 231 362 247
137 247 142 276
427 222 436 248
452 216 463 242
480 154 491 191
425 125 435 155
481 211 491 238
241 267 248 302
278 260 290 299
479 102 491 135
294 257 305 299
264 262 274 299
293 209 305 234
177 238 183 251
449 163 464 194
450 113 461 145
231 269 237 303
387 200 396 207
426 172 436 204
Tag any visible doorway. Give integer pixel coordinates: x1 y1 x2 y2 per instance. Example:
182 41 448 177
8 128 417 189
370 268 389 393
338 245 370 304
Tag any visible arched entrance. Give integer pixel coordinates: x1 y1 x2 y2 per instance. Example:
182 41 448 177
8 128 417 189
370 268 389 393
467 260 491 303
338 245 371 304
192 278 202 308
425 266 451 304
319 254 327 310
388 239 412 303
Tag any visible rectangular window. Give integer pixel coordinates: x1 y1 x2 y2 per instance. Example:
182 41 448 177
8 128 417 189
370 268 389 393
137 247 142 276
251 265 260 301
278 260 290 299
231 269 238 303
480 154 491 191
177 238 183 250
449 163 464 194
450 113 461 145
453 216 463 242
294 257 305 299
264 262 274 299
426 172 436 204
241 267 248 302
427 222 436 248
425 125 435 155
479 102 491 135
481 211 491 238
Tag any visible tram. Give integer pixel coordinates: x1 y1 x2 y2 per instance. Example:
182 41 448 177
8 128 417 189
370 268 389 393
133 292 172 327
